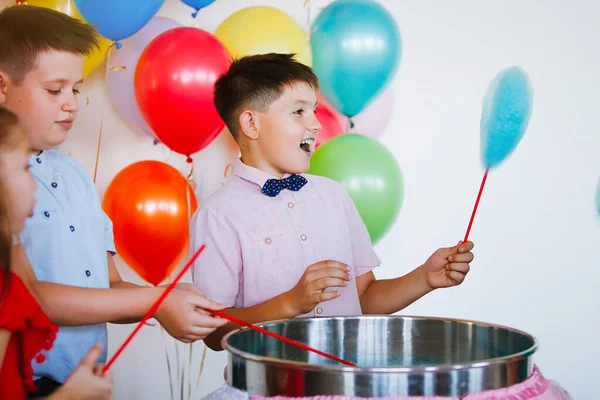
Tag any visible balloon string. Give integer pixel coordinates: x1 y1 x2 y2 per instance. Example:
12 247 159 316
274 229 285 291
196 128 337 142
179 342 184 400
184 161 194 399
92 42 115 184
187 342 193 400
304 0 311 40
159 325 176 400
195 346 208 389
187 162 195 181
463 169 489 242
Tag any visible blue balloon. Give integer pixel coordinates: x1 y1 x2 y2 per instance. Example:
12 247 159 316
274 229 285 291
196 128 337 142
480 66 534 169
73 0 165 44
181 0 216 18
310 0 401 118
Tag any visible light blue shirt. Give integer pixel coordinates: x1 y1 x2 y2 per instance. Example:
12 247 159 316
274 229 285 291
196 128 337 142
21 149 115 383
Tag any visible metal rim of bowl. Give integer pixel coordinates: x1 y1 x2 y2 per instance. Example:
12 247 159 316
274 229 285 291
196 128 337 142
221 314 539 374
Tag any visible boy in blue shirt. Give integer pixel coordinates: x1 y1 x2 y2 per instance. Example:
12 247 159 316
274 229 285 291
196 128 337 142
0 5 227 397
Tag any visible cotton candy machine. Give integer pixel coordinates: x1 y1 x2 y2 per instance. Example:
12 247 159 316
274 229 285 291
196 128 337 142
222 315 538 397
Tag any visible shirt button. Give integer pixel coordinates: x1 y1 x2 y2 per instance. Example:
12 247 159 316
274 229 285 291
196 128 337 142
43 211 50 218
300 234 307 241
85 270 91 277
36 158 42 164
69 226 75 232
51 182 58 188
264 238 272 244
316 307 323 315
287 202 294 208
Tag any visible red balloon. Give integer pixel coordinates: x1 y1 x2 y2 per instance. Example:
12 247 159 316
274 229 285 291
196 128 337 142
102 161 198 286
135 27 232 159
317 91 348 129
315 101 345 148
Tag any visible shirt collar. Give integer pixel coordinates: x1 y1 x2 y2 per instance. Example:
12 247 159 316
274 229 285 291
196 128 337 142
233 158 308 189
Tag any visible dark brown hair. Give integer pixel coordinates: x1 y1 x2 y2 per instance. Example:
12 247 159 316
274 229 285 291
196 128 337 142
0 4 101 84
213 53 319 139
0 108 20 300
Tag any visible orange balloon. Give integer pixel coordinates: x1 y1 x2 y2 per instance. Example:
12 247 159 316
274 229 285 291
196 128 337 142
102 161 198 286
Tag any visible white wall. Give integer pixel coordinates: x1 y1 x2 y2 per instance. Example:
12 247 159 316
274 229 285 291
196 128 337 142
2 0 599 398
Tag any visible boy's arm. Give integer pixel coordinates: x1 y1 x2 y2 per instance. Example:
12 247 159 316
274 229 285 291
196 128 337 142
105 252 218 332
338 182 431 314
105 252 152 323
202 259 351 351
11 243 225 342
357 242 474 314
356 270 432 314
203 292 298 351
12 243 158 325
338 178 474 314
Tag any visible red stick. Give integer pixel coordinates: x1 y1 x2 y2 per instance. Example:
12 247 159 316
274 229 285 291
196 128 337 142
102 245 206 373
207 309 358 367
463 169 489 242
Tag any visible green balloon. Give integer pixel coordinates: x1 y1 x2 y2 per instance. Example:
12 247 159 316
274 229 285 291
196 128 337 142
307 134 403 244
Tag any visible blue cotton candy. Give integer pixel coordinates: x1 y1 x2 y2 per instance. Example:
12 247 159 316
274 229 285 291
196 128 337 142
480 66 533 169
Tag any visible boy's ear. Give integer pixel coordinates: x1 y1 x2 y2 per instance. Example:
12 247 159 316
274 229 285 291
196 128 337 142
239 110 259 140
0 71 8 105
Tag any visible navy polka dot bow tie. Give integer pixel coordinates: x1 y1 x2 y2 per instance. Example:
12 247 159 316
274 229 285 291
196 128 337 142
261 174 308 197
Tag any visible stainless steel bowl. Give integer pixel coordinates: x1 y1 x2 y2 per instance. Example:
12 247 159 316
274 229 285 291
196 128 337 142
222 315 538 397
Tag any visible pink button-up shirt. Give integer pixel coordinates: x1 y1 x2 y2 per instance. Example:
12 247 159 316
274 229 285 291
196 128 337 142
190 159 380 318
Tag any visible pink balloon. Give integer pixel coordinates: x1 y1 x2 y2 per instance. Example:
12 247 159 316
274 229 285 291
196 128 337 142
351 87 394 137
107 16 181 141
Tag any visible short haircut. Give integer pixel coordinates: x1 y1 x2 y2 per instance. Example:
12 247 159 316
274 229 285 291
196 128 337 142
0 5 101 84
213 53 319 139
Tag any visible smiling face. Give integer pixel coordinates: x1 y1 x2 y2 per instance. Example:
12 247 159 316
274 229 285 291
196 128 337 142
239 82 322 177
0 50 84 153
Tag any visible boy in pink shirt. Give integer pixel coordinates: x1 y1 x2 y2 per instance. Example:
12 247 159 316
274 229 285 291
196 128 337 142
191 53 474 353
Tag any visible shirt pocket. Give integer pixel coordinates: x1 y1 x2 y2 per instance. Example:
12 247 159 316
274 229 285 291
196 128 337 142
246 230 301 296
248 230 288 268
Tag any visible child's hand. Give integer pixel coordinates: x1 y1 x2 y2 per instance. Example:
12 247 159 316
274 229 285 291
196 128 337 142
154 285 228 343
284 261 352 315
55 344 112 400
420 241 474 290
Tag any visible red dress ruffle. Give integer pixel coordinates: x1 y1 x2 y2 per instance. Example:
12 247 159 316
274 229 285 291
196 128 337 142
0 270 58 399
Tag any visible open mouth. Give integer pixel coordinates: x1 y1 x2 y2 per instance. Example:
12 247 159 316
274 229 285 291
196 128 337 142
299 138 315 156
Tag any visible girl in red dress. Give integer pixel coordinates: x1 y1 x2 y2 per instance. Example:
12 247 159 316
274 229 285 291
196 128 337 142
0 108 112 399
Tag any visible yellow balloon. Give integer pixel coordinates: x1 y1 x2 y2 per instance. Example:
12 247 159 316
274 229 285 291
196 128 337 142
215 6 312 67
81 37 112 77
17 0 112 77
